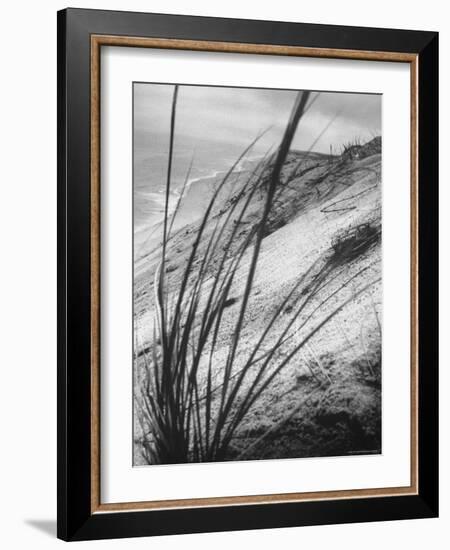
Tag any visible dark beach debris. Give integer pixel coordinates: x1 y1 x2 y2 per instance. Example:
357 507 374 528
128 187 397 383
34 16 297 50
137 344 151 358
328 221 381 266
223 296 238 308
320 184 378 214
165 263 177 273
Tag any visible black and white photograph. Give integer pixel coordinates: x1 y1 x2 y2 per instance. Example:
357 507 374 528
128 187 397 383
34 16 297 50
0 0 443 545
133 83 382 466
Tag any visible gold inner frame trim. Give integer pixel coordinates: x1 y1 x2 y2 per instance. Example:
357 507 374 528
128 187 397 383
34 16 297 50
90 34 419 514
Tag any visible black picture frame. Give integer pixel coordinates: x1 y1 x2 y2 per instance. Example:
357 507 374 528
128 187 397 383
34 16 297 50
57 7 438 541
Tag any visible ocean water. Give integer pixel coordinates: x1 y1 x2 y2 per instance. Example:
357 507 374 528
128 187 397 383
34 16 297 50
133 135 262 260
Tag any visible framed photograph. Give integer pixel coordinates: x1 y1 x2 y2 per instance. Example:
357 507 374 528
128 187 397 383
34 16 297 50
57 8 438 541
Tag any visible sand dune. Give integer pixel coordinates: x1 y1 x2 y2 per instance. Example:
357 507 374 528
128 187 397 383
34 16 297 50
134 137 382 463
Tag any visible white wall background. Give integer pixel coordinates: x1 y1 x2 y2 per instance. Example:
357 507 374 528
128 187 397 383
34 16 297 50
0 1 446 547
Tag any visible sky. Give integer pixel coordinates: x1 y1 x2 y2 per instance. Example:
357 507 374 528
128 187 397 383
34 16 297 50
134 82 381 157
